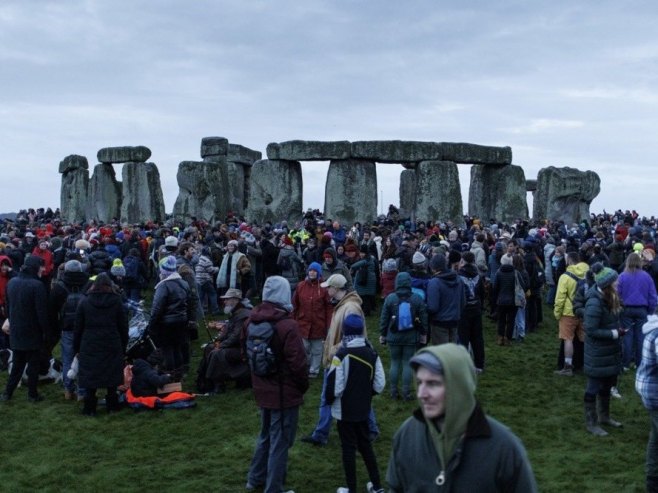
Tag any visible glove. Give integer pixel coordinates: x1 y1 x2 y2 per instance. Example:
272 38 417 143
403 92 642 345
617 327 628 337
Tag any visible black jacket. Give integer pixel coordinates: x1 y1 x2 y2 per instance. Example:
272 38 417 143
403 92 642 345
149 273 192 345
74 290 128 389
49 270 90 331
130 358 171 397
7 271 50 351
493 265 518 307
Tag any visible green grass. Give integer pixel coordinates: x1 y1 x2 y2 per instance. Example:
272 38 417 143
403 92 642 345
0 304 649 492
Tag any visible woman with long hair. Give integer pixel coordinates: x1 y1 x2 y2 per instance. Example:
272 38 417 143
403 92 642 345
583 262 625 436
512 253 530 342
618 252 657 370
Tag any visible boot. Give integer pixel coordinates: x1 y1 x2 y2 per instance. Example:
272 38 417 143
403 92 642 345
584 401 608 436
496 335 504 346
82 395 97 417
597 393 622 427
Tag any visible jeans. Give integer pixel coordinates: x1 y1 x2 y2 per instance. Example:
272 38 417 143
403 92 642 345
311 369 379 443
546 284 557 306
197 281 220 315
621 306 648 368
247 406 299 493
514 306 526 339
302 338 323 376
388 344 416 396
497 305 516 340
647 409 658 492
60 330 76 393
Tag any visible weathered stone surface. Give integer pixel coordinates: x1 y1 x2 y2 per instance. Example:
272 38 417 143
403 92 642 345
87 163 122 222
173 160 229 223
97 146 151 164
59 154 89 174
414 161 463 224
200 137 228 158
247 160 302 224
324 159 377 225
228 144 262 165
526 179 537 192
351 141 441 163
121 162 165 223
226 162 247 215
399 169 417 219
533 166 600 224
440 143 512 165
266 140 351 161
469 165 528 223
60 168 89 223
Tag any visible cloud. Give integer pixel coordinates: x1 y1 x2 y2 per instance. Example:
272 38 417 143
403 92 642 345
503 119 585 135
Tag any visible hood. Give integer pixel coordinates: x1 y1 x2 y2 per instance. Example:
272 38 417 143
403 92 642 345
323 247 338 264
0 255 12 268
62 270 90 288
644 314 658 335
262 275 292 312
567 262 589 279
436 270 461 287
394 271 412 297
249 301 290 324
415 344 476 469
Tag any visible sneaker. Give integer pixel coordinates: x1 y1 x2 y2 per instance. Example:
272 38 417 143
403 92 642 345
336 488 349 493
554 365 573 377
366 482 385 493
300 435 326 447
611 386 622 399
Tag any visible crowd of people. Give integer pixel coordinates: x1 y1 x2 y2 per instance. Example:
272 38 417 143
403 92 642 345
3 205 658 491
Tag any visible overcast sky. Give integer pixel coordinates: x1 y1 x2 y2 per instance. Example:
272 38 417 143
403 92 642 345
2 1 657 218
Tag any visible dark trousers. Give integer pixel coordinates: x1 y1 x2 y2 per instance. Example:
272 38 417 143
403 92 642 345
525 294 539 331
497 305 516 340
361 295 376 316
458 307 485 370
5 349 40 397
337 419 382 492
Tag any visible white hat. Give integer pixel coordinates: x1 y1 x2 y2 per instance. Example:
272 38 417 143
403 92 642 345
320 274 347 289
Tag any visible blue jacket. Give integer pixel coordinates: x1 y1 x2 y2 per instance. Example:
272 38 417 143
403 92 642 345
618 270 657 311
426 270 465 325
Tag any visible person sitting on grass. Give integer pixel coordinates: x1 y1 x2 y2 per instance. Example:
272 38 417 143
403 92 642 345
130 350 172 397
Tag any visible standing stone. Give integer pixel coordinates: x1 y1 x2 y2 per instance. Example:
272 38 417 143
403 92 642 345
61 168 89 224
87 163 122 223
59 154 89 174
121 162 165 223
226 162 246 215
399 169 417 219
324 159 377 225
247 160 302 225
533 166 601 224
469 165 528 223
201 137 229 158
414 161 463 225
97 146 151 164
173 160 229 223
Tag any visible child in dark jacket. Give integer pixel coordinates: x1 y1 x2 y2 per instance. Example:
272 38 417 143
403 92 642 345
326 314 386 493
130 353 172 397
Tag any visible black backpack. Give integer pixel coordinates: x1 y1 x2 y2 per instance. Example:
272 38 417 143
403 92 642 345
246 321 279 377
58 281 85 331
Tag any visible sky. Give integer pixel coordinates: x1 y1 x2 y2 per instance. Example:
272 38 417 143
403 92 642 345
2 0 658 218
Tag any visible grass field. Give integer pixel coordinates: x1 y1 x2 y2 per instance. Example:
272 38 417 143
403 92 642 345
0 303 649 492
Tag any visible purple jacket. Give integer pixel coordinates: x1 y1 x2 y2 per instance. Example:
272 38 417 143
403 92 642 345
618 270 657 312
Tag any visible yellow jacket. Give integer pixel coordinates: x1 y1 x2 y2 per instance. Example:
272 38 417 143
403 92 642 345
553 262 589 319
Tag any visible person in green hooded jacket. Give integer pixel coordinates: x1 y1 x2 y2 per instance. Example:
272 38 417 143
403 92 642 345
386 344 537 492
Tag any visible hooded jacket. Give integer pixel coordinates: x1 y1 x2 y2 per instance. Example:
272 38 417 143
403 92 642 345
379 272 428 345
426 270 466 325
6 264 50 351
386 344 537 492
553 261 589 319
583 286 623 378
292 265 333 340
636 315 658 410
321 248 353 289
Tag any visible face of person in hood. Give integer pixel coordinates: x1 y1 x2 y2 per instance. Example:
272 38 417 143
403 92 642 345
416 367 446 420
308 269 318 280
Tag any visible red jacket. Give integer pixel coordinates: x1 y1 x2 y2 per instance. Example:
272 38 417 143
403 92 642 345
31 246 54 277
292 278 333 340
248 302 309 409
380 271 397 299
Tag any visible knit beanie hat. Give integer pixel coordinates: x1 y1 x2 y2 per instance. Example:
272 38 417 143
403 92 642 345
343 314 365 337
159 255 178 273
500 253 513 266
111 258 126 277
633 242 644 253
429 254 447 272
64 260 83 273
591 262 618 289
307 262 322 276
412 251 426 265
164 235 179 248
382 258 398 273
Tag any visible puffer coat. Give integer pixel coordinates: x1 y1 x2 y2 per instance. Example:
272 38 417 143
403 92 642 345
583 287 622 378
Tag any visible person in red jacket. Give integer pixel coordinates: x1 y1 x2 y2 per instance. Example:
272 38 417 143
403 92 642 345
292 262 333 378
246 276 309 493
0 256 15 349
31 238 55 286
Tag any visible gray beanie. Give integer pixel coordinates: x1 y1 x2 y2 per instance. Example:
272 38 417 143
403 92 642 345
64 260 83 273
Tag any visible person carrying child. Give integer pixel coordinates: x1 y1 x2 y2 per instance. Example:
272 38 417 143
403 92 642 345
326 314 386 493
